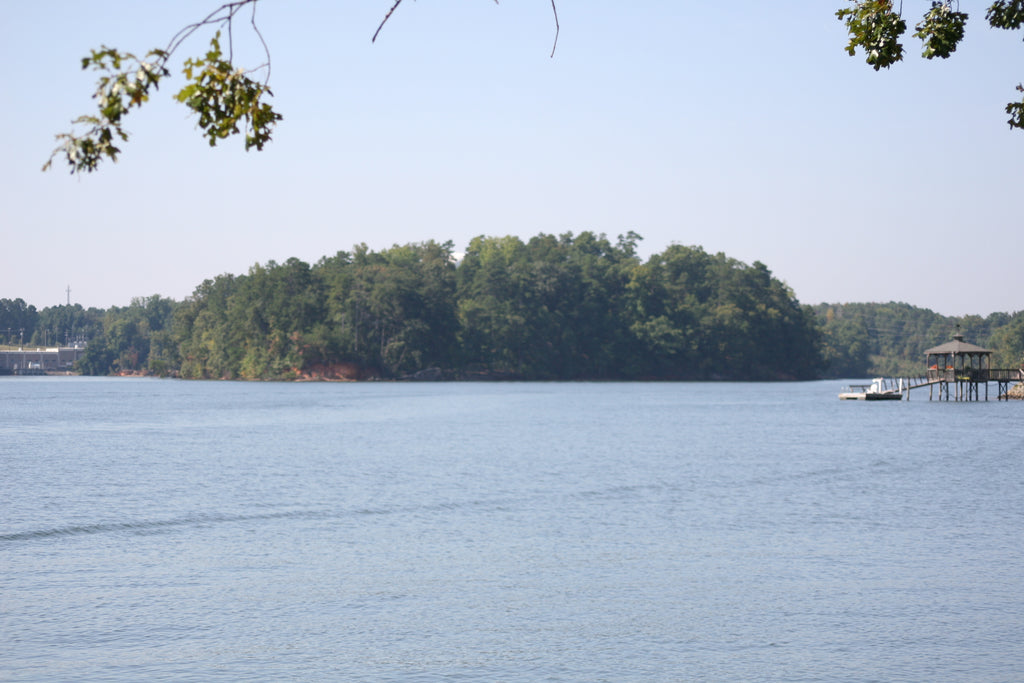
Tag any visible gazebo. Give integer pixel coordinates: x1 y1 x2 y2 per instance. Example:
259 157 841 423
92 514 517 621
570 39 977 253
923 328 994 401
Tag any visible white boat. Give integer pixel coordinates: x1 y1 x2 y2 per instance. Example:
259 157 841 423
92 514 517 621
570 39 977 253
838 377 904 401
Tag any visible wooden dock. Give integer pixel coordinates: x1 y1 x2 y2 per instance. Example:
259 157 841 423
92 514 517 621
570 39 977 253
901 368 1024 401
841 330 1022 402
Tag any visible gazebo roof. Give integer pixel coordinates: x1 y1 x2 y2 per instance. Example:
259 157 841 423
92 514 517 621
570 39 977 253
923 334 992 356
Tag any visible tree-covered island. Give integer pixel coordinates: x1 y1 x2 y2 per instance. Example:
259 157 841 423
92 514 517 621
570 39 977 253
3 233 824 381
5 233 1023 381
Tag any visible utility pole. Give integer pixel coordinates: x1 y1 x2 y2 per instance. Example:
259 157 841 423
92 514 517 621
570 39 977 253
66 285 71 306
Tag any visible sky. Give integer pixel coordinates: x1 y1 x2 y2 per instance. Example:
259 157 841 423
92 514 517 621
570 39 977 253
2 1 1022 316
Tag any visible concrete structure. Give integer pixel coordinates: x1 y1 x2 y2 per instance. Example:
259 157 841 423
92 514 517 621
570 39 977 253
0 345 86 374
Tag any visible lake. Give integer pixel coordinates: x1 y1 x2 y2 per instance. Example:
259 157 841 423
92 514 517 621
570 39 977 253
2 377 1023 682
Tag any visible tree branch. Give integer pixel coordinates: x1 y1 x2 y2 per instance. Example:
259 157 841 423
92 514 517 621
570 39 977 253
372 0 405 44
374 0 560 57
48 0 564 174
549 0 560 57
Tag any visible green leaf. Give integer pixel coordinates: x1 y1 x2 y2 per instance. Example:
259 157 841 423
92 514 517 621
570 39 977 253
1007 84 1024 129
914 2 968 59
46 45 170 174
173 34 282 152
836 0 907 70
986 0 1024 29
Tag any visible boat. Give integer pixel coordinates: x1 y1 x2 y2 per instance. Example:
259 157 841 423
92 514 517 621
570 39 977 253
838 377 904 401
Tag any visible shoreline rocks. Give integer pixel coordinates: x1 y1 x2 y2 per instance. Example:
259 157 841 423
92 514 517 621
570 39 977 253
1002 382 1024 400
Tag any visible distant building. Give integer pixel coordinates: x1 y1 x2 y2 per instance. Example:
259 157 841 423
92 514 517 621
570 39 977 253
0 345 86 374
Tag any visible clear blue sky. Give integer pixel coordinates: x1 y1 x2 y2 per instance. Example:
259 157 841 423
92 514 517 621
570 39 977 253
2 1 1022 316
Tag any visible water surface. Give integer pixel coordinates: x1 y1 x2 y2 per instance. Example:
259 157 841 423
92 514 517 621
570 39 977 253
2 377 1022 681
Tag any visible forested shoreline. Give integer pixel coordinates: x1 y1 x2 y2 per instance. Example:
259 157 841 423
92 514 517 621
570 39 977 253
816 302 1024 377
3 232 1022 381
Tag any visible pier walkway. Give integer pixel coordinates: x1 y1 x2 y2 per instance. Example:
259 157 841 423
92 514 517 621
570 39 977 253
901 368 1024 401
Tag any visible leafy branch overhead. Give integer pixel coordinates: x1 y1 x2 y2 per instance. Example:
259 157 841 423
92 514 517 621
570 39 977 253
42 47 171 173
836 0 1024 129
175 32 278 151
45 0 278 173
46 0 561 174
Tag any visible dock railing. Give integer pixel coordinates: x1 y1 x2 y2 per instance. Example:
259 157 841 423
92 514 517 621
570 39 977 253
987 368 1024 382
908 367 1024 400
924 368 1023 382
925 368 956 383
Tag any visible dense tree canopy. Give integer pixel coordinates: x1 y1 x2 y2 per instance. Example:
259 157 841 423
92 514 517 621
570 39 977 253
76 296 179 376
165 233 826 381
13 234 825 381
837 0 1024 128
11 250 1024 380
0 299 38 346
815 301 1024 377
0 300 104 348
